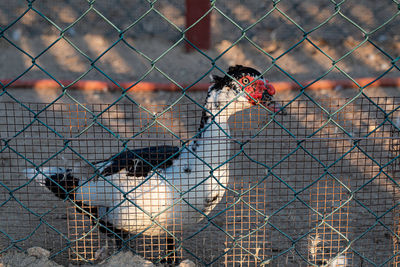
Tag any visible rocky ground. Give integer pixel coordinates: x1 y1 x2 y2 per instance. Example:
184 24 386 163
0 247 195 267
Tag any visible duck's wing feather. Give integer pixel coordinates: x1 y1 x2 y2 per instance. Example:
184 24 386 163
94 146 180 177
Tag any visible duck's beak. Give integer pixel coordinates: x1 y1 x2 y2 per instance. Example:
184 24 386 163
260 83 285 114
261 89 273 103
259 80 275 102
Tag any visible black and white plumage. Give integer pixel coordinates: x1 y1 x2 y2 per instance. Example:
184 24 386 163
24 65 278 247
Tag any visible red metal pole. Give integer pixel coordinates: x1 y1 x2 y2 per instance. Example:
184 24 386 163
185 0 211 52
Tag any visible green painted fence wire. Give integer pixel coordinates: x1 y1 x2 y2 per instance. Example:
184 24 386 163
1 0 400 266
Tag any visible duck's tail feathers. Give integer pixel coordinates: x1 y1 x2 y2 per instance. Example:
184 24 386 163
23 167 79 200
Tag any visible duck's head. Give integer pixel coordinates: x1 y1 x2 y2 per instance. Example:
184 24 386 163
210 65 279 113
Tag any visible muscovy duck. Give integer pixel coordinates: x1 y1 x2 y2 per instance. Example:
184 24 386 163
24 65 278 259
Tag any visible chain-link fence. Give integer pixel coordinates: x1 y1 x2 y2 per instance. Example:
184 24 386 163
1 1 400 266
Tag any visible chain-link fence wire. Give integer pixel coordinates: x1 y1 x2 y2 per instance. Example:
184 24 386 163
1 0 400 266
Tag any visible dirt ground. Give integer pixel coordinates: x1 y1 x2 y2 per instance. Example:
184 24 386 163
1 1 400 266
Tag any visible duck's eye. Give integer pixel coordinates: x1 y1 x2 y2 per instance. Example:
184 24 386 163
242 78 250 85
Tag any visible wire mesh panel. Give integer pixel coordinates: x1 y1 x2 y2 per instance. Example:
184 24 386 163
1 96 400 266
221 96 400 266
391 113 400 267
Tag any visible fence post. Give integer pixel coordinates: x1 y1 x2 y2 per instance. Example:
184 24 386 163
185 0 211 52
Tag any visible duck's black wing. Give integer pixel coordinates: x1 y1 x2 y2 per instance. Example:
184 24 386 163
94 145 180 177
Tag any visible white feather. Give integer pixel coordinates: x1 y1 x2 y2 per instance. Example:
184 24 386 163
328 255 348 267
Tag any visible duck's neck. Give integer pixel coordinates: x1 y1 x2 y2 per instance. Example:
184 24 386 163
166 89 238 212
190 90 233 171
